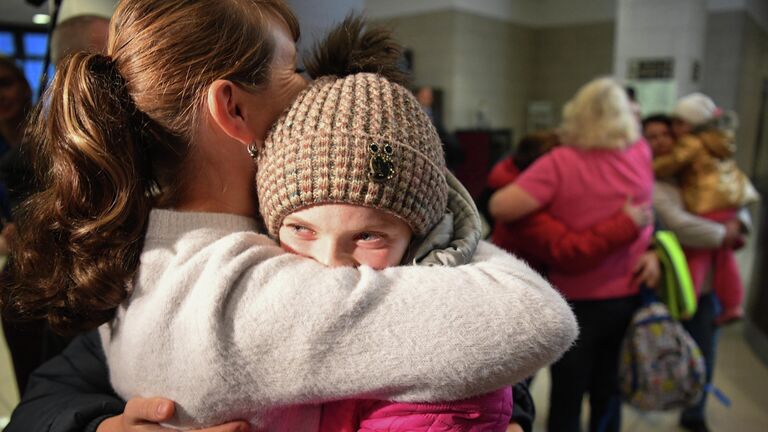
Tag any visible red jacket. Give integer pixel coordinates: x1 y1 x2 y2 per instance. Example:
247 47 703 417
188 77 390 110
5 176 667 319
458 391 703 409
487 157 638 274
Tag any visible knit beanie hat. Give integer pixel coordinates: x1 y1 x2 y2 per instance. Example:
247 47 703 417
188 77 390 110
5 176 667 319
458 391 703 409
256 17 448 237
673 93 721 126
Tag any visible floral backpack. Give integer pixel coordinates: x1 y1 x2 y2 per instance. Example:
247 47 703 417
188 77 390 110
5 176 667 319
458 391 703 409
618 294 706 411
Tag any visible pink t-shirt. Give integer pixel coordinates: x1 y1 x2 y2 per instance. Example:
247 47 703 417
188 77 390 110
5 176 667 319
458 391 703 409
515 139 654 300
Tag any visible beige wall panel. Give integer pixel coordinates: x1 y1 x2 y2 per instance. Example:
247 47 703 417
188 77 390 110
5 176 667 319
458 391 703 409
530 22 616 127
702 11 747 111
450 12 533 134
371 12 458 126
373 11 533 136
736 13 768 177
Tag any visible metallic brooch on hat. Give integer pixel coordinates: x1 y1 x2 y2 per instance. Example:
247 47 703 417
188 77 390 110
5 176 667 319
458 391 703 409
368 143 395 183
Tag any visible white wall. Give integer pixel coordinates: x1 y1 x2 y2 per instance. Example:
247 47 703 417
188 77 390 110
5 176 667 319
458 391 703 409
535 0 617 26
365 0 537 24
0 0 48 25
365 0 615 27
288 0 364 55
709 0 768 30
615 0 708 99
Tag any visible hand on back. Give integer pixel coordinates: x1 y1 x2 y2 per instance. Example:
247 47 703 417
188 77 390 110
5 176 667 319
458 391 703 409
96 397 248 432
623 198 653 228
722 218 745 250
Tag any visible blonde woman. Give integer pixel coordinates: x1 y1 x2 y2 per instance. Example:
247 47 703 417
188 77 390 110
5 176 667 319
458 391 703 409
490 77 656 432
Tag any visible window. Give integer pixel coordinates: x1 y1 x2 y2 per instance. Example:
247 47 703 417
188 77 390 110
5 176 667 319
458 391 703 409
23 33 47 57
0 32 14 56
0 25 50 100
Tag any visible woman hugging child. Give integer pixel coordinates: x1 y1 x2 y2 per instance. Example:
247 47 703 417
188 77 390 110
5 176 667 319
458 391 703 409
15 9 577 431
654 93 759 324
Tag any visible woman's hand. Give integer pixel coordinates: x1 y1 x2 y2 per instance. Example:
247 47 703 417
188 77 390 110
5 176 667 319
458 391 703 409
96 397 248 432
507 423 524 432
622 199 653 228
631 250 660 289
722 218 746 250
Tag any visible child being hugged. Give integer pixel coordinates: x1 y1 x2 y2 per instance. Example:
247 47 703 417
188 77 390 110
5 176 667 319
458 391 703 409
654 93 759 324
255 18 517 432
95 15 577 431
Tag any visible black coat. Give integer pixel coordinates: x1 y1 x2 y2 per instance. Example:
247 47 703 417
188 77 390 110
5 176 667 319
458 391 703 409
5 330 125 432
5 330 535 432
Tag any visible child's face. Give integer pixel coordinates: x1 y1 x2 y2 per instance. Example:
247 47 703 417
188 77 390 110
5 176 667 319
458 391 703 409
278 204 413 269
671 118 691 138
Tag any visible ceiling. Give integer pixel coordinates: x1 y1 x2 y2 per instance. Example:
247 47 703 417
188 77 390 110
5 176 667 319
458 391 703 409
0 0 48 26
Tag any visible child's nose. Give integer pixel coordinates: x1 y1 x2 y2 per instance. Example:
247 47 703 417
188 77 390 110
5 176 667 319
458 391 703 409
316 239 355 268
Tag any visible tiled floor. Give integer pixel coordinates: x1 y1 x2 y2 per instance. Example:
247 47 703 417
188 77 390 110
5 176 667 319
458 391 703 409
521 322 768 432
519 237 768 432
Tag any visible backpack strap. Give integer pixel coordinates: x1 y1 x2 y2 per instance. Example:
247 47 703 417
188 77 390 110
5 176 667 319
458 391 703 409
654 230 697 319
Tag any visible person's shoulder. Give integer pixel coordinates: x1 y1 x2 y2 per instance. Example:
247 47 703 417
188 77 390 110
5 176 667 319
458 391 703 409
678 134 704 149
548 145 574 157
525 145 571 169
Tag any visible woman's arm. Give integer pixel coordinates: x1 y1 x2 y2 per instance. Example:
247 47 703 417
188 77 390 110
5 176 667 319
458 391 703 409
653 181 726 248
486 156 519 190
104 237 578 427
4 330 124 432
489 184 542 222
510 205 641 273
489 151 560 223
652 137 699 178
4 330 247 432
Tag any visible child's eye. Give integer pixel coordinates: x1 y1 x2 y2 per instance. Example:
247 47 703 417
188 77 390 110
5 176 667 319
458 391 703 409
355 232 385 243
287 224 314 238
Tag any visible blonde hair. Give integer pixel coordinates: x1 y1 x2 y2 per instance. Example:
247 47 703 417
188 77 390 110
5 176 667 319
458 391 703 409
559 77 639 150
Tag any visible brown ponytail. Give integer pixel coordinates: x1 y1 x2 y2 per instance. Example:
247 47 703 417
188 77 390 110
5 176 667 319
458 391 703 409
1 0 299 334
3 52 158 333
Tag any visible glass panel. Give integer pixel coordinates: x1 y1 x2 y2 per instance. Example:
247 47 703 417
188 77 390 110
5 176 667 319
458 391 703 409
0 32 14 56
22 33 47 58
23 59 44 99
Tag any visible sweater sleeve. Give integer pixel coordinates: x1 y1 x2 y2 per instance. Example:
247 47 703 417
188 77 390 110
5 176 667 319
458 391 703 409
103 239 578 428
653 180 725 248
652 137 699 178
511 210 639 273
486 157 520 190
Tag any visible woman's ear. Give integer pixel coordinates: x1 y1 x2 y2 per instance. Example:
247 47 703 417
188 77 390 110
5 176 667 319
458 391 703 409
206 80 254 145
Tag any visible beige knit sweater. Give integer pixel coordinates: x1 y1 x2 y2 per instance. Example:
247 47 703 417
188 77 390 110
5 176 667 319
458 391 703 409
101 209 577 430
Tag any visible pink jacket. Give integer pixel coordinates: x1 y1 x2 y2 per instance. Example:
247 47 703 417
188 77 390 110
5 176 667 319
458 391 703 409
318 387 513 431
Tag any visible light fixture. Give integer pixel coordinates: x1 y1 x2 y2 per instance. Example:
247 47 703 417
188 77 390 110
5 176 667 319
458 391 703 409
33 14 50 25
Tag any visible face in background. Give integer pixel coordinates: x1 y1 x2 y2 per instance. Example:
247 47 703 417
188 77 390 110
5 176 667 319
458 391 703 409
51 16 110 64
644 120 675 156
0 65 31 125
415 86 433 108
278 204 413 269
671 118 692 139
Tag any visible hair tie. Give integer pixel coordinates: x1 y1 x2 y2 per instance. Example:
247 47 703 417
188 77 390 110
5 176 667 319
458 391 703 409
90 53 126 86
